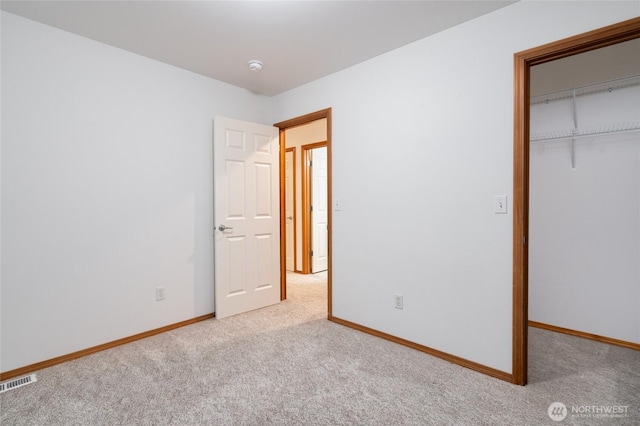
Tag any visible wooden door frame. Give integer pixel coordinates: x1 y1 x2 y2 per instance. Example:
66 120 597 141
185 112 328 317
512 17 640 386
301 141 328 274
274 108 332 319
285 147 297 273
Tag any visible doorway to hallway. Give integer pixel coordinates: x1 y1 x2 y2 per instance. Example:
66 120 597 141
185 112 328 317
275 108 332 318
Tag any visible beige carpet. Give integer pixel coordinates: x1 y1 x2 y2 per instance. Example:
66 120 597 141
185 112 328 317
1 272 638 425
286 270 328 285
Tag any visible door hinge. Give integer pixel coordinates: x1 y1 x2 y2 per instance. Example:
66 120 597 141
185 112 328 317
310 205 313 212
308 160 312 167
310 250 313 256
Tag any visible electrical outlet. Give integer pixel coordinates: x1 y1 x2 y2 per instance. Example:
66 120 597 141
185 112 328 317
394 294 403 310
156 286 166 301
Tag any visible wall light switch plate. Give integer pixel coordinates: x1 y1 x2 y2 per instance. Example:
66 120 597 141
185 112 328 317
156 286 166 301
494 195 507 214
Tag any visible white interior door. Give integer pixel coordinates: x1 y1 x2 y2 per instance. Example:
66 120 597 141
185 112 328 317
311 146 328 273
285 149 295 271
213 116 280 319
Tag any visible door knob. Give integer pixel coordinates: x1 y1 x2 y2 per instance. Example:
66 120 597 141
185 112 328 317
218 224 233 231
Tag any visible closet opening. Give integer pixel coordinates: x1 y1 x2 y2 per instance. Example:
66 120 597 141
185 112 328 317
512 17 640 386
529 47 640 351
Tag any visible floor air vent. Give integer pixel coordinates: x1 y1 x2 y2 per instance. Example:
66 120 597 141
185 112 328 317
0 374 37 394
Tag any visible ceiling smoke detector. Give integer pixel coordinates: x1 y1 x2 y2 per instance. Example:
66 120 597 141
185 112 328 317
248 60 263 71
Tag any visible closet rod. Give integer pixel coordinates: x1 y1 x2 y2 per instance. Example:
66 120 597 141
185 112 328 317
530 73 640 105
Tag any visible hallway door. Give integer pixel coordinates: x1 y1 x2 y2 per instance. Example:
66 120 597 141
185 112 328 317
311 147 328 273
285 148 295 271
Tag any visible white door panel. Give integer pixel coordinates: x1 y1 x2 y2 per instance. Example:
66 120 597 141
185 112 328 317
311 146 328 273
214 116 280 319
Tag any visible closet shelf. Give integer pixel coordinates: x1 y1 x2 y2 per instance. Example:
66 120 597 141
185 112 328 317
530 74 639 170
530 121 640 143
530 74 640 105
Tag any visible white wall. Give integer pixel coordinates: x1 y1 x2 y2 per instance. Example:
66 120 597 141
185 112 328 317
1 12 270 372
529 83 640 343
284 119 327 271
271 1 639 373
